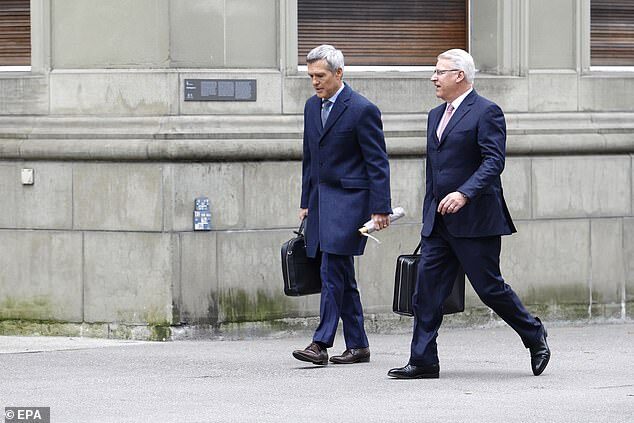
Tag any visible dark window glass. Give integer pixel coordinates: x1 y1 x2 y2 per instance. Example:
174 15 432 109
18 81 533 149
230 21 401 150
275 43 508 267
298 0 467 66
591 0 634 66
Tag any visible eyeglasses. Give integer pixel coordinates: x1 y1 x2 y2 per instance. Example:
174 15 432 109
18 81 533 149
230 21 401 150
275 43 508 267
432 69 462 76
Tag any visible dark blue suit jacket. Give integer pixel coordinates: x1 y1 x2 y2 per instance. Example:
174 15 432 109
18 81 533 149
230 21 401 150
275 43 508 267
423 90 516 238
301 84 392 257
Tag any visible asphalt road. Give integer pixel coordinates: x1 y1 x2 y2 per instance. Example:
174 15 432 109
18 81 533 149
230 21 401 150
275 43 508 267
1 321 633 422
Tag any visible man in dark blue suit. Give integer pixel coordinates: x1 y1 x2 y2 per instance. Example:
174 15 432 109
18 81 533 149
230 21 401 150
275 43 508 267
292 45 392 365
388 49 550 379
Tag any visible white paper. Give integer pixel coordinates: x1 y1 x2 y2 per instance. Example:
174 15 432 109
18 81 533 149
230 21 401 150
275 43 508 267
359 206 406 234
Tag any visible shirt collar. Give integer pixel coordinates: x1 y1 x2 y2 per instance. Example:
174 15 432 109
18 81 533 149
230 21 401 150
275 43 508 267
447 87 473 112
324 83 345 105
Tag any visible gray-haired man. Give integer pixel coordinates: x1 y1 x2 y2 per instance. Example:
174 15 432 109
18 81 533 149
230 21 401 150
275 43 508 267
292 45 392 366
388 49 550 379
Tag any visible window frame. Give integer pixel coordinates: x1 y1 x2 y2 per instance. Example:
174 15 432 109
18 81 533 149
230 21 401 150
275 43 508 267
583 0 634 73
0 0 49 76
285 0 470 75
0 0 30 71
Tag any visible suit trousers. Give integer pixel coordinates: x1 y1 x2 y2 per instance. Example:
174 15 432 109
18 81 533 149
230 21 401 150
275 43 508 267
313 251 369 349
410 214 543 366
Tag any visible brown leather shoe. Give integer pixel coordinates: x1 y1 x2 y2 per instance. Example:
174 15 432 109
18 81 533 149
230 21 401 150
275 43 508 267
292 342 328 365
329 347 370 364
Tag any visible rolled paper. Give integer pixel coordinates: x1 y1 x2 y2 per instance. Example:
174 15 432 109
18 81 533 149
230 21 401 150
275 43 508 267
359 206 406 234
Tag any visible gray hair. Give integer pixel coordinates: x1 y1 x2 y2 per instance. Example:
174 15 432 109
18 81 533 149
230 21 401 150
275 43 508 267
438 49 475 83
306 44 345 73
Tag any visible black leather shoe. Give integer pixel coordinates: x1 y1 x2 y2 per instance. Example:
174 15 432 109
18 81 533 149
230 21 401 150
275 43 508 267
387 363 440 379
529 321 551 376
329 347 370 364
292 342 328 365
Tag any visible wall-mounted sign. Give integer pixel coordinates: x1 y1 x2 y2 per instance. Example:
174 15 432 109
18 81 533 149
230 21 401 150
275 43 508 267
194 197 212 231
184 79 257 101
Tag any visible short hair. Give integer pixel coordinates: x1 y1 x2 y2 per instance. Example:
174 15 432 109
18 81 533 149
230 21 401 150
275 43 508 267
438 49 476 83
306 44 345 73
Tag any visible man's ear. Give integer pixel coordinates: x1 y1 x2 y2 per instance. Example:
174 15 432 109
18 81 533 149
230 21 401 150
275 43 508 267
456 70 465 83
336 67 343 80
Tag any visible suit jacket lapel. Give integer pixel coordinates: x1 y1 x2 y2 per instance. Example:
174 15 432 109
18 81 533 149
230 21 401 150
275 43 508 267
439 90 477 144
309 96 323 136
319 84 351 142
430 106 444 143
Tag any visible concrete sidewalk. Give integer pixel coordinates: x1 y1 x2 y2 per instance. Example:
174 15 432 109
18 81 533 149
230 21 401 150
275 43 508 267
1 321 632 423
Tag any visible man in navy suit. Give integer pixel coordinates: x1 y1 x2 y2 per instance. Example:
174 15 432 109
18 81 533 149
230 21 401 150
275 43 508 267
388 49 550 379
292 45 392 365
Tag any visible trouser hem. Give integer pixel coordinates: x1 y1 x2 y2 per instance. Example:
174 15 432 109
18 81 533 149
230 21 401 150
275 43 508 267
409 358 439 367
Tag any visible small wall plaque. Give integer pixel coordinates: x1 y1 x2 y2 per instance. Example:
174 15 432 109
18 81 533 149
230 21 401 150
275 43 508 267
194 197 212 231
184 79 257 102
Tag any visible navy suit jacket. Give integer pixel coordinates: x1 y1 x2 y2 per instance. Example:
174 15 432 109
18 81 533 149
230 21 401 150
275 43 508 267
423 90 516 238
301 84 392 257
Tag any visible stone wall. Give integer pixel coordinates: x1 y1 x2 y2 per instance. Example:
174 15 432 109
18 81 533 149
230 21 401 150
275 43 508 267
0 112 632 339
0 0 632 339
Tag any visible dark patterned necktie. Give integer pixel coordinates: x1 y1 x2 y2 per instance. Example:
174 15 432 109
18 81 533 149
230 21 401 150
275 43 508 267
321 100 333 127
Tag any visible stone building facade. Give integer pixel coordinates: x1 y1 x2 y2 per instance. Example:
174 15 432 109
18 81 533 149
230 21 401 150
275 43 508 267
0 0 632 339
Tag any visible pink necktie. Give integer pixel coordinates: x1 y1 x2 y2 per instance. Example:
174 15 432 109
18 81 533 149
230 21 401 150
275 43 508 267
436 104 454 140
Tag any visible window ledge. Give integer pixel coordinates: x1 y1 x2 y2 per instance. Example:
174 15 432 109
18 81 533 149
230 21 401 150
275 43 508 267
0 66 31 72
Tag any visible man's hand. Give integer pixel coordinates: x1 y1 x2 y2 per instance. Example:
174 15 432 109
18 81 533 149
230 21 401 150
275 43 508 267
372 213 390 231
299 208 308 221
437 192 468 215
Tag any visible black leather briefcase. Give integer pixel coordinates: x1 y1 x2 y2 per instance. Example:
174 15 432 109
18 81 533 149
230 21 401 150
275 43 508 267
281 219 321 296
393 242 465 316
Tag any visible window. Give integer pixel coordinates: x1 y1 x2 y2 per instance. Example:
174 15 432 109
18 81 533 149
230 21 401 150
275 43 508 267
297 0 467 67
0 0 30 66
591 0 634 66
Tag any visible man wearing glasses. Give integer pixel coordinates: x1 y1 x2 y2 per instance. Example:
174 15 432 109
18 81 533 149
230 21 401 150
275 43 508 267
388 49 551 379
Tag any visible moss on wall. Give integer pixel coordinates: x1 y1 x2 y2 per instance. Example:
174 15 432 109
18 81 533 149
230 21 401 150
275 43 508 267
218 289 292 323
0 297 53 321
